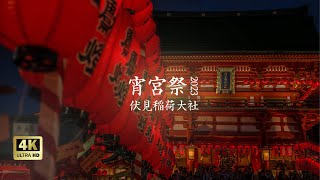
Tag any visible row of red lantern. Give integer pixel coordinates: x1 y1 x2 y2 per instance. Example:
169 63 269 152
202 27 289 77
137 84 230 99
173 145 260 157
296 158 320 176
294 142 320 153
174 144 317 157
271 146 293 156
0 0 170 178
243 78 319 87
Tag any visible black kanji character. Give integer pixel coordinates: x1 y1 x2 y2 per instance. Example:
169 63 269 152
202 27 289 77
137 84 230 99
121 48 129 57
125 51 137 77
137 115 146 133
121 28 133 56
109 63 123 83
78 38 105 76
149 111 155 122
98 0 117 35
120 28 133 47
148 134 154 143
114 80 129 107
121 27 133 48
97 17 113 35
145 126 152 143
153 56 159 64
104 0 117 15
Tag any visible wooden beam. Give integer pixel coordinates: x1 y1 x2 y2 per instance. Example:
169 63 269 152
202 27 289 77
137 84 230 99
166 91 298 98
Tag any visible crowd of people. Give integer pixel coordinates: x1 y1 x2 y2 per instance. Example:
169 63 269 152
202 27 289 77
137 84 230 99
169 165 318 180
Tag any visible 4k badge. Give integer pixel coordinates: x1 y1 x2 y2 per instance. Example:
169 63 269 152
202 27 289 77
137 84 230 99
13 136 43 160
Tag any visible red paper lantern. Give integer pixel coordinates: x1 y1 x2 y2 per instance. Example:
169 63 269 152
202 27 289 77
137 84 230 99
200 145 206 155
286 146 293 156
280 146 286 156
245 146 251 156
131 2 153 26
144 47 161 76
230 145 236 154
272 146 278 156
252 146 259 157
1 1 171 175
0 0 100 52
0 0 108 102
221 145 228 156
238 146 244 156
206 145 213 155
173 146 178 155
74 15 144 124
145 34 160 57
134 18 156 44
261 79 269 84
179 145 185 155
215 145 221 154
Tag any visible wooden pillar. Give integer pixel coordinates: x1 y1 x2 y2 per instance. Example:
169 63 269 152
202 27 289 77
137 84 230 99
237 117 241 134
259 112 269 147
280 116 284 132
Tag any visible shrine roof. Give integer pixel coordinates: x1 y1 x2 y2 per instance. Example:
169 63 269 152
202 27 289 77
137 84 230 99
161 51 320 63
154 6 319 53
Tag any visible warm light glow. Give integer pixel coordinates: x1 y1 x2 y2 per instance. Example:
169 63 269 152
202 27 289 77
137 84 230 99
107 168 114 175
115 168 126 174
188 145 195 160
263 149 270 161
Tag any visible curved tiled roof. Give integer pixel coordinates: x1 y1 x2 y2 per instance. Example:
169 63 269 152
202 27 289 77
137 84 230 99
162 52 320 63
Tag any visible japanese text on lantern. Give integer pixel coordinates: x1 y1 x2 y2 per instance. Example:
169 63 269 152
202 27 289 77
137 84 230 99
97 0 118 35
78 38 105 76
129 76 199 111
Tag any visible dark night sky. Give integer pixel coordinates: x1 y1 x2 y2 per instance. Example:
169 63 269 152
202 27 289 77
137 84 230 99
0 0 319 115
